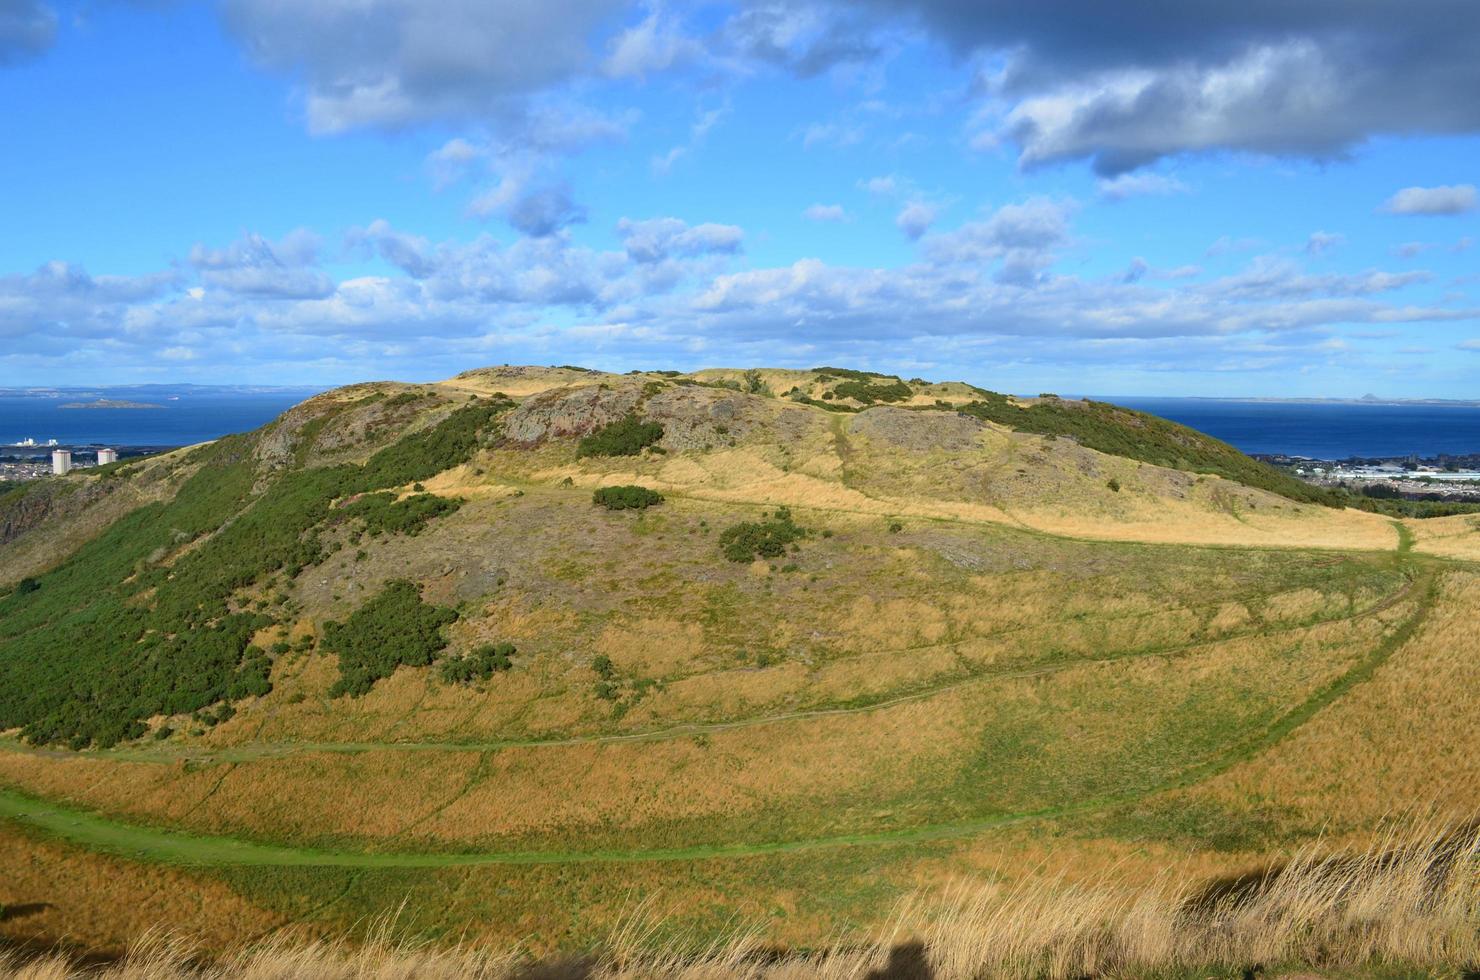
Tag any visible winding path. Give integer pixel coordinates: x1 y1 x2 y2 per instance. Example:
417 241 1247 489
0 566 1437 868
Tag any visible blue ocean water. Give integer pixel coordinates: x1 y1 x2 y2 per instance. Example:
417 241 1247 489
1109 397 1480 459
0 387 323 449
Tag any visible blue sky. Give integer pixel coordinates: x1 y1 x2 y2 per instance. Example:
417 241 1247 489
1 1 1478 396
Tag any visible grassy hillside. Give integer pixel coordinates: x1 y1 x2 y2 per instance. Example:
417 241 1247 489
0 366 1475 972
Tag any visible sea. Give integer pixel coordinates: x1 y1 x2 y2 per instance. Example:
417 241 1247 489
1109 397 1480 459
0 386 325 451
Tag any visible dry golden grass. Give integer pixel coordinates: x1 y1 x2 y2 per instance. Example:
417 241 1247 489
3 824 1475 979
0 824 282 957
1406 512 1480 560
1198 569 1480 828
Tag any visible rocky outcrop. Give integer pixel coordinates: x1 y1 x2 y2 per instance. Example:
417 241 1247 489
849 406 987 452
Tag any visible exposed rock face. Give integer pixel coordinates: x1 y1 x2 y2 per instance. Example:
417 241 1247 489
502 384 645 444
254 388 436 472
849 406 986 452
643 386 775 451
0 479 113 548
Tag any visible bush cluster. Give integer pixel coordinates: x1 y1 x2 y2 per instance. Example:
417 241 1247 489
439 642 515 685
323 580 459 698
576 414 664 457
718 507 808 562
830 379 913 404
593 485 664 510
342 491 463 536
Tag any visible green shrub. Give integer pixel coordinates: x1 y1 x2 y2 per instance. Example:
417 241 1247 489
15 577 39 595
592 654 616 679
322 580 459 698
342 491 463 536
576 414 664 457
831 379 913 404
439 642 516 685
593 485 664 510
1107 478 1122 492
719 507 808 562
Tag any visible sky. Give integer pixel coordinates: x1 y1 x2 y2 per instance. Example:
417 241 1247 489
1 1 1478 397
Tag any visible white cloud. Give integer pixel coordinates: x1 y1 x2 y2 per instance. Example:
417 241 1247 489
803 203 848 222
616 217 744 263
188 230 333 299
923 198 1074 284
895 201 938 240
603 8 700 79
1097 173 1189 201
1306 231 1344 255
858 175 899 196
1382 184 1478 216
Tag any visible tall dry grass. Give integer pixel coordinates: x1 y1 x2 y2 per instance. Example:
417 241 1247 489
3 824 1475 979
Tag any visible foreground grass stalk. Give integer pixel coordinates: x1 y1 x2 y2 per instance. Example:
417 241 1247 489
3 823 1475 979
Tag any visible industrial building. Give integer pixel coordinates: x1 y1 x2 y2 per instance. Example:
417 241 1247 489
51 449 72 475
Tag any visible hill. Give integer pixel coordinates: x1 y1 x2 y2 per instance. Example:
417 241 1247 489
0 366 1476 974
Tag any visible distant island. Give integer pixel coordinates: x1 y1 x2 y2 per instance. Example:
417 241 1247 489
58 398 164 410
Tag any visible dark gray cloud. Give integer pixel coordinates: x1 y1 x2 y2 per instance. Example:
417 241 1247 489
220 0 623 134
844 0 1480 172
0 0 55 65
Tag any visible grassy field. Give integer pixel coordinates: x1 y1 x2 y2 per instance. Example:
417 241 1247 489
1 367 1476 975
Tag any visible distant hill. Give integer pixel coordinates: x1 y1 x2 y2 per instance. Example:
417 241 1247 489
58 398 164 410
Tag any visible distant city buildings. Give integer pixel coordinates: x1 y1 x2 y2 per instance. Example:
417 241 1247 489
52 449 72 475
97 448 118 465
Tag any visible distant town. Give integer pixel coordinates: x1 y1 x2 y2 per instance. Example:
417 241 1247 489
1259 452 1480 502
1 441 156 484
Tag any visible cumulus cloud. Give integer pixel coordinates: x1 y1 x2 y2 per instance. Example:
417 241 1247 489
923 197 1073 284
0 0 54 65
8 207 1478 384
812 0 1480 173
616 217 744 263
1381 184 1478 216
468 176 587 237
895 201 938 240
803 204 848 222
188 230 333 299
221 0 624 134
